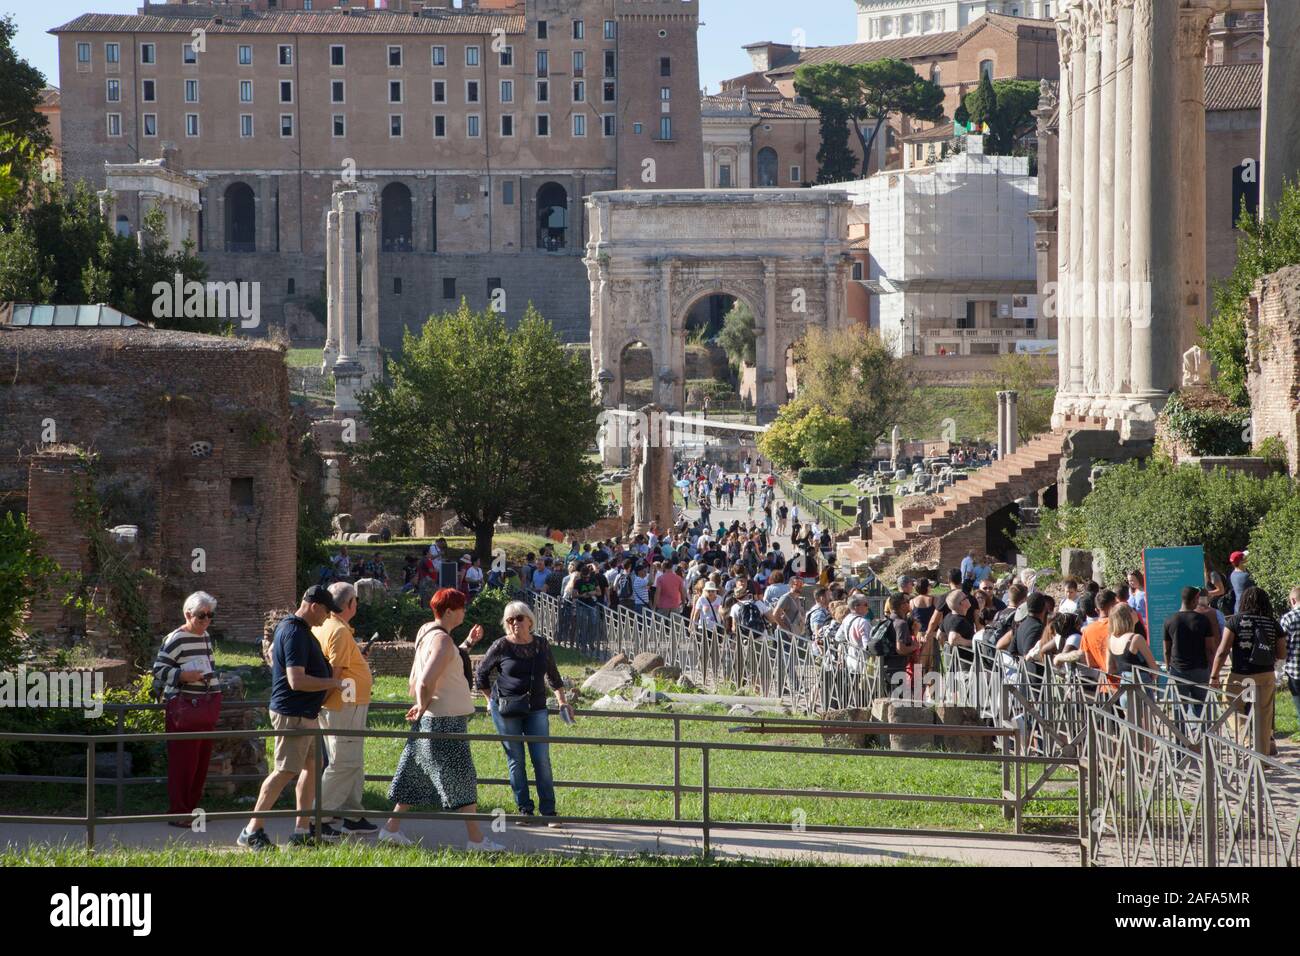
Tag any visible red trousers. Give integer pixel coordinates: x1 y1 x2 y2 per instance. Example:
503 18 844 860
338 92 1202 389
165 692 222 815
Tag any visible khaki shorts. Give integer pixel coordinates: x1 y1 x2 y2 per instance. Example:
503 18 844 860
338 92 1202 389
270 711 319 774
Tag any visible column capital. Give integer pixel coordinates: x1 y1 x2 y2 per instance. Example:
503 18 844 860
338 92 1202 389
1176 5 1215 57
1056 16 1075 59
1101 0 1118 25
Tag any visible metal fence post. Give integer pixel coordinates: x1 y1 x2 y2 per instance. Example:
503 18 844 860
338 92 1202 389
673 716 682 821
115 708 127 816
1202 734 1217 868
701 745 710 858
85 740 96 852
314 732 325 840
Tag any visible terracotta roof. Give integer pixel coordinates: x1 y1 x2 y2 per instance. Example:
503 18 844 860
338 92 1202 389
701 90 818 120
1204 62 1262 112
765 13 1053 78
51 11 525 36
901 124 957 144
719 71 781 95
37 87 60 108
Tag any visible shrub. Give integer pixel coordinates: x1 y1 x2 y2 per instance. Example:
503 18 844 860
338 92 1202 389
1079 460 1292 576
1248 496 1300 610
758 400 859 471
351 590 433 643
1159 392 1250 456
1013 505 1087 571
0 511 60 669
454 586 514 643
798 466 848 485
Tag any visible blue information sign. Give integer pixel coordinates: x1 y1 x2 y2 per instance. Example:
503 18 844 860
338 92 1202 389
1142 546 1206 665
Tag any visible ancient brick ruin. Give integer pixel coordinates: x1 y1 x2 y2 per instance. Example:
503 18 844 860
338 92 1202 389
1247 263 1300 477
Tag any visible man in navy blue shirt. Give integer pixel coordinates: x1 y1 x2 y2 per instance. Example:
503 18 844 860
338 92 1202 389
239 586 346 851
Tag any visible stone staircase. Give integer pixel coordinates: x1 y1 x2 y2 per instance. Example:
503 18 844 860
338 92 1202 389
837 431 1069 568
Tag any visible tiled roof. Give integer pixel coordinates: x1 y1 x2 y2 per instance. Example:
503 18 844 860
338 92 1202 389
1204 62 1262 112
701 90 818 120
37 87 60 108
51 11 525 36
720 71 782 94
765 13 1052 78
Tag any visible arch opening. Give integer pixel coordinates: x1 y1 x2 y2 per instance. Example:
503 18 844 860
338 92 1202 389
381 182 413 252
537 182 568 251
223 182 256 253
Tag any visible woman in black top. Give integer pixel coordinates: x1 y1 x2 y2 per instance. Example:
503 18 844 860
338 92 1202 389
1211 586 1285 755
474 601 573 822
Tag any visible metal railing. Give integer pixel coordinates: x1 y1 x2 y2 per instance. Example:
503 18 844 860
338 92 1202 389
774 474 853 533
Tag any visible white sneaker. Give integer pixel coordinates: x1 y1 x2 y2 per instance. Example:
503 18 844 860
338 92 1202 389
378 828 414 847
466 837 506 852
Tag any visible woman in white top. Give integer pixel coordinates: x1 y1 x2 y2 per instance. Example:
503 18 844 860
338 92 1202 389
692 581 724 630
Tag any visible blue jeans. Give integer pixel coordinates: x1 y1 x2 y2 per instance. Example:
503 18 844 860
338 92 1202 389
489 704 556 815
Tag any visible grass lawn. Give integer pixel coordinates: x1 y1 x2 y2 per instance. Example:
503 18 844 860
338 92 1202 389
285 348 321 369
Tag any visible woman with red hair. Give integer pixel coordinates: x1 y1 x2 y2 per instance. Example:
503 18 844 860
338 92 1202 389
381 588 500 850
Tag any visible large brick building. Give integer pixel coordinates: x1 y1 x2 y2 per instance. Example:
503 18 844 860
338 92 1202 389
52 0 704 344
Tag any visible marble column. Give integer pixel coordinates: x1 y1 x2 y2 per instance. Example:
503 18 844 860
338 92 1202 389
758 258 779 424
1081 2 1102 407
1177 8 1213 339
1110 0 1134 410
1263 0 1300 211
322 207 339 372
336 193 359 365
97 189 116 222
1067 2 1088 403
1053 17 1074 406
656 258 674 410
1096 0 1117 410
359 207 381 384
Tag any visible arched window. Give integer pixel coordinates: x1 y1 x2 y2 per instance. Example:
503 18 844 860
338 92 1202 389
224 182 256 252
536 182 568 250
930 63 941 87
756 147 778 187
381 182 413 252
980 59 994 82
114 215 131 238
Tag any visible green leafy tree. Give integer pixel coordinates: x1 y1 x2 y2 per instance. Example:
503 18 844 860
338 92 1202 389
0 16 51 213
964 353 1055 442
1248 496 1300 609
717 300 756 370
962 77 1040 156
1205 180 1300 407
353 303 604 561
758 400 860 470
794 324 914 453
0 512 60 669
795 59 945 178
814 104 857 184
757 400 808 471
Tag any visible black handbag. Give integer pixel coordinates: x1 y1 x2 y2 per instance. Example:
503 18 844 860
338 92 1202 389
495 637 547 717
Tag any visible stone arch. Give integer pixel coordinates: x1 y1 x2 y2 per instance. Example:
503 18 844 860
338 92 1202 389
223 181 256 253
616 340 654 408
756 147 779 187
536 181 568 251
380 181 413 252
675 285 762 414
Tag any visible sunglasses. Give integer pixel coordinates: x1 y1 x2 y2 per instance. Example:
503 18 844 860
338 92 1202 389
506 615 529 624
193 612 214 621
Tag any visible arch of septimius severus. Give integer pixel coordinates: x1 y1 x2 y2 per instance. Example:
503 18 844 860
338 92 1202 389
585 189 852 426
1052 0 1300 440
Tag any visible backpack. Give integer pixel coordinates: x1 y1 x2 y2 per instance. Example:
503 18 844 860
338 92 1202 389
545 570 564 597
737 599 768 634
616 571 634 603
865 618 897 658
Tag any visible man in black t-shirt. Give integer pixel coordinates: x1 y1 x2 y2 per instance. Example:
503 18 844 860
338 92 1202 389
1008 592 1050 659
1163 586 1215 685
940 589 976 648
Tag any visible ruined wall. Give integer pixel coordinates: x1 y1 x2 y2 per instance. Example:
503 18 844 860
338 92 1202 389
0 328 297 643
1247 264 1300 476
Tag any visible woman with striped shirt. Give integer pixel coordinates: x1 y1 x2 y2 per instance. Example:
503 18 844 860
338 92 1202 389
152 591 223 824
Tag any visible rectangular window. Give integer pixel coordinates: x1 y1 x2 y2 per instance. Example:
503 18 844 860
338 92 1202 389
106 112 121 136
537 20 548 39
330 45 345 67
536 80 549 103
604 51 615 77
573 50 584 76
660 86 671 101
331 79 344 104
394 277 403 295
332 114 345 137
537 50 548 77
240 80 253 103
500 80 514 103
467 114 480 137
466 45 480 67
660 57 672 78
432 45 446 67
499 45 513 67
633 122 643 135
466 80 479 103
573 19 584 39
185 113 200 137
603 114 616 137
241 114 254 138
143 113 158 137
185 79 199 103
141 43 155 65
790 165 802 183
488 277 502 300
230 478 255 512
390 114 403 138
503 181 514 205
719 164 732 187
388 45 403 68
280 114 294 137
604 20 616 40
603 80 616 102
389 80 403 104
572 80 585 102
106 79 120 103
278 45 293 66
183 43 197 65
142 79 156 102
536 114 549 137
443 277 456 299
433 114 446 138
280 80 293 104
501 114 514 137
105 43 119 64
433 80 446 103
77 42 91 63
659 116 672 140
573 113 586 137
238 45 252 66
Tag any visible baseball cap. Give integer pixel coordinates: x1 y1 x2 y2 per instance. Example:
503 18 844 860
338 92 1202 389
1230 550 1247 564
302 585 342 612
704 581 719 593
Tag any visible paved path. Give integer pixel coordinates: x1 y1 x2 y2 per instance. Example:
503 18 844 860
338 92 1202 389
0 817 1077 867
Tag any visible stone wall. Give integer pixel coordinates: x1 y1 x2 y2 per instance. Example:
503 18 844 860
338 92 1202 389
366 641 417 679
0 328 297 644
23 450 91 636
1247 264 1300 476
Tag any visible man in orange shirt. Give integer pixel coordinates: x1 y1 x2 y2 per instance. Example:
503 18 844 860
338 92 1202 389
1079 590 1118 689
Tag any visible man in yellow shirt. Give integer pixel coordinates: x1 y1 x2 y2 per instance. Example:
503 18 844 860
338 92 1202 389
313 581 376 835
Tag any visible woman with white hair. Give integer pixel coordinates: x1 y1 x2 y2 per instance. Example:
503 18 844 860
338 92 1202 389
474 600 573 824
152 591 223 824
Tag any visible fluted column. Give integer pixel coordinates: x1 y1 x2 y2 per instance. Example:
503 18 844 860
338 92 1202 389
336 192 359 364
361 209 380 347
322 207 339 372
1110 0 1134 410
1081 1 1102 409
1262 0 1300 211
1177 8 1213 339
1067 1 1088 405
1096 0 1117 411
1053 15 1074 411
